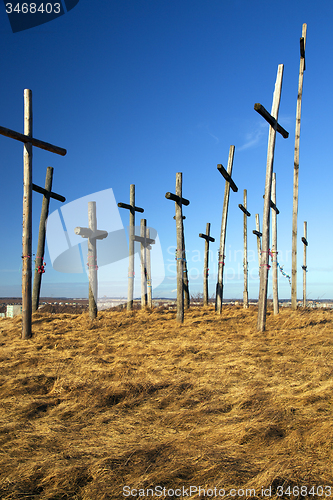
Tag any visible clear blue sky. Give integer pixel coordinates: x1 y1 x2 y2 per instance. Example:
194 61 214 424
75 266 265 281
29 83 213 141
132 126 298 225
0 0 332 300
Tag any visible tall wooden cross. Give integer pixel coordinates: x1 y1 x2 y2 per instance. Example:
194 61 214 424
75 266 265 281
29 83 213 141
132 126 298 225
291 23 307 310
238 190 251 309
255 64 288 332
271 172 279 315
253 214 262 269
118 184 144 311
199 223 215 306
0 89 66 339
32 166 66 312
165 172 190 323
216 145 238 314
74 201 108 320
301 221 308 308
133 219 155 309
174 215 190 309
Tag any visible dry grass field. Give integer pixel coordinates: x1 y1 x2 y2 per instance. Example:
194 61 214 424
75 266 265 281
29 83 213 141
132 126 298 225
0 304 333 499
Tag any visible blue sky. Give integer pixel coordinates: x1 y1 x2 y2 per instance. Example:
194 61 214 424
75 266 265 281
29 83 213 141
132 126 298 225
0 0 332 300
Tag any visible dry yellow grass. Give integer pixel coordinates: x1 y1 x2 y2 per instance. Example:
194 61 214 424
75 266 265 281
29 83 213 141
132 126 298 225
0 305 333 499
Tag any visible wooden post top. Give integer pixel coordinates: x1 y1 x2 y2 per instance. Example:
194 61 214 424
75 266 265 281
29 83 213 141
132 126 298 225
217 164 238 192
199 232 215 243
254 103 289 139
238 204 251 217
165 192 190 206
32 183 66 203
117 202 144 213
253 230 262 238
301 236 308 246
74 227 108 240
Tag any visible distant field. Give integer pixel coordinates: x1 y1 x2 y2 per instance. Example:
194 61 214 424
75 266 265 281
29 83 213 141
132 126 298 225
0 305 333 499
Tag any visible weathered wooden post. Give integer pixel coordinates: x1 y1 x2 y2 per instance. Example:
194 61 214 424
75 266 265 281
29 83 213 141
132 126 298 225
118 185 144 311
292 23 307 311
182 220 190 310
301 222 308 307
32 167 66 312
238 190 251 309
216 146 238 314
0 89 66 339
146 228 153 308
199 223 215 306
254 64 289 332
271 173 279 315
133 221 155 309
253 214 262 270
165 173 190 323
74 202 108 319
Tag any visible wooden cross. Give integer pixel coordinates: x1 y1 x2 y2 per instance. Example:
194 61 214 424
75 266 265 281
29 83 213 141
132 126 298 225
133 219 155 309
0 89 66 339
32 166 66 313
271 173 279 315
255 64 288 332
216 145 238 314
238 190 251 309
199 223 215 306
165 172 190 323
301 221 308 308
118 184 144 311
174 215 189 309
291 23 307 310
74 201 108 320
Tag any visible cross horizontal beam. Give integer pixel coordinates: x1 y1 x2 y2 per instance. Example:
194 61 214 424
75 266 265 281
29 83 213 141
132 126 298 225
238 204 251 217
0 125 67 156
217 164 238 192
165 192 190 206
301 236 308 246
74 227 108 240
254 103 289 139
300 37 306 70
199 232 215 243
133 235 155 246
32 183 66 203
117 202 144 213
263 194 280 214
253 230 262 238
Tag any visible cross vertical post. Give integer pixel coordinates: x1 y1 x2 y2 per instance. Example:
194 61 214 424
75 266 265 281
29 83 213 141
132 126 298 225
146 228 153 308
255 64 288 331
182 220 190 310
118 184 144 311
199 223 215 306
238 190 251 309
74 202 108 320
140 219 148 308
292 23 307 310
216 145 237 314
32 166 66 312
22 89 33 338
271 173 279 315
165 173 190 323
302 221 308 307
253 214 262 270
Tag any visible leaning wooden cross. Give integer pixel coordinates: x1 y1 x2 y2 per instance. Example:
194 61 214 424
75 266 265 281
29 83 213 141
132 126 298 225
32 166 66 312
255 64 289 332
0 89 66 339
118 184 144 311
199 223 215 306
74 201 108 320
238 190 251 309
216 145 238 314
301 222 308 308
165 172 190 323
133 219 155 309
291 23 307 310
